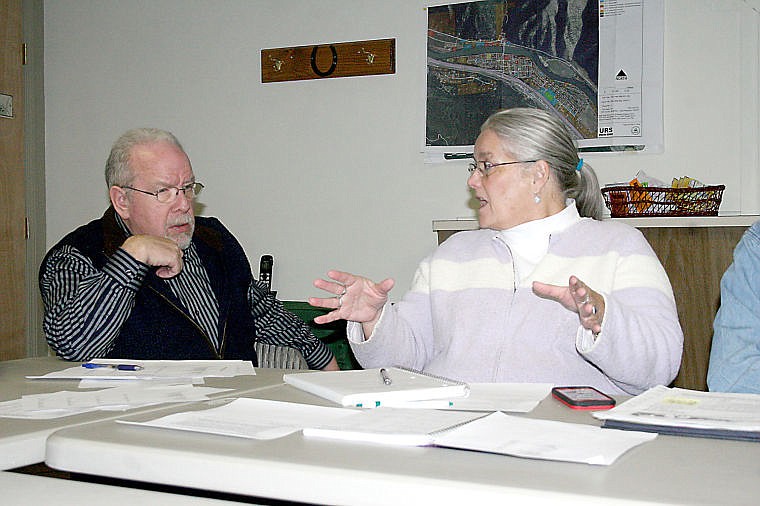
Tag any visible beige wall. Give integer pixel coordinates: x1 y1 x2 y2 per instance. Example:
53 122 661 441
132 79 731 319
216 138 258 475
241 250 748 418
42 0 760 300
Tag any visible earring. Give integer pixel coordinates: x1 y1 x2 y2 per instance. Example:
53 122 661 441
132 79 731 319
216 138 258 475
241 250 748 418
534 193 541 204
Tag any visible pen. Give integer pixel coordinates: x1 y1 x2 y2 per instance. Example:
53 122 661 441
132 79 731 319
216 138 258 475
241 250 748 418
380 368 392 386
82 363 144 371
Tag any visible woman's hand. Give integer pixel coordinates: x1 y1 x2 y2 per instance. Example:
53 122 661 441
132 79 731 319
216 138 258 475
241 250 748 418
310 270 395 336
532 275 605 335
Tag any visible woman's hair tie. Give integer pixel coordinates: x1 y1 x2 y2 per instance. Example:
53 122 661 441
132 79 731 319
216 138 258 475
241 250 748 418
575 158 584 172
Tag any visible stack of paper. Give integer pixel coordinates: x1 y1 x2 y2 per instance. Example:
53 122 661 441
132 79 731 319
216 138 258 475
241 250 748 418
594 385 760 441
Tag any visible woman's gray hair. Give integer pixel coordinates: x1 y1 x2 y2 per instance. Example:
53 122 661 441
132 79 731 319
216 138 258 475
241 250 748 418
105 128 186 187
480 108 603 219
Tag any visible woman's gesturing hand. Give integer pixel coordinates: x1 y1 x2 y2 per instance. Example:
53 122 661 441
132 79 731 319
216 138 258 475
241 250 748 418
310 270 395 333
532 275 605 335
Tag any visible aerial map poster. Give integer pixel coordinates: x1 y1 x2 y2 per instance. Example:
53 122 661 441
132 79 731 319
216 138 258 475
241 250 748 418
425 0 663 157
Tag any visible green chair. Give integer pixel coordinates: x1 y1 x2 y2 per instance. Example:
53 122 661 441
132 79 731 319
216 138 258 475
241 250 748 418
283 301 359 370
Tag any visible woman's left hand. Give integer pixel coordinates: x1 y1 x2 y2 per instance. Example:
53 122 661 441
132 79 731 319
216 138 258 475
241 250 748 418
532 275 605 335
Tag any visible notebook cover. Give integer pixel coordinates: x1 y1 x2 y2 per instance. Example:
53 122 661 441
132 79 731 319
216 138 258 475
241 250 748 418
283 367 469 407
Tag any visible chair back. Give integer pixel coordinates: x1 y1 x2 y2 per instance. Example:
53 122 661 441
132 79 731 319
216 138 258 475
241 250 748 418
254 341 308 369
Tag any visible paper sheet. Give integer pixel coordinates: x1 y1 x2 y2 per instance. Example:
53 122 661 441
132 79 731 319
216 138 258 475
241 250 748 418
120 397 360 440
434 411 657 466
304 407 486 445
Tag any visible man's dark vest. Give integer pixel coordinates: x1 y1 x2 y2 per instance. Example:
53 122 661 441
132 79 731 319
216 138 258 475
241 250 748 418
44 208 258 363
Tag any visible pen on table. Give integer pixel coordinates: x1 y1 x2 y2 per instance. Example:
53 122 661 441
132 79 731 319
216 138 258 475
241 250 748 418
380 368 392 386
82 363 144 371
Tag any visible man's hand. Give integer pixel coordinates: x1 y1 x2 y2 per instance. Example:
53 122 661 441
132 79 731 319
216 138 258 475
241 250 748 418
121 235 184 278
321 357 340 371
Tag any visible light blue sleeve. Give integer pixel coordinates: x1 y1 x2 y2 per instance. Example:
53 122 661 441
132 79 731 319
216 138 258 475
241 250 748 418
707 222 760 393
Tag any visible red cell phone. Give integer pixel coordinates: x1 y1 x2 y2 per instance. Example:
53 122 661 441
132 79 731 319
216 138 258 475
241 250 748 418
551 386 616 410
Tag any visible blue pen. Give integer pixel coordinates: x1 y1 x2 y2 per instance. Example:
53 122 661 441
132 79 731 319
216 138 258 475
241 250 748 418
82 363 144 371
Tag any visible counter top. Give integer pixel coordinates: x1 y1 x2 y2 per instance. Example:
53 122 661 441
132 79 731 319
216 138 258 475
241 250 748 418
433 215 759 231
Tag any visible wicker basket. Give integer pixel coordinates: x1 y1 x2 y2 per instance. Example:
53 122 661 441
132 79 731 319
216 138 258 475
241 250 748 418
601 185 725 217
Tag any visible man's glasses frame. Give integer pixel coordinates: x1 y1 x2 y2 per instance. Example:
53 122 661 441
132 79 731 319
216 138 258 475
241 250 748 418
121 182 204 204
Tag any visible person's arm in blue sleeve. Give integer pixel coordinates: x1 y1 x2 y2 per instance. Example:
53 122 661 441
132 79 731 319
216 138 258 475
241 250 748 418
707 223 760 393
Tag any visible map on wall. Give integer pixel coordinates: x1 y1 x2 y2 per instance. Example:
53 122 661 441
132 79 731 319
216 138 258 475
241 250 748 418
425 0 662 157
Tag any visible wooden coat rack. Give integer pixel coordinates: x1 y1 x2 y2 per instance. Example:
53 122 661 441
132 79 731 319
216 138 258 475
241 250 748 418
261 38 395 83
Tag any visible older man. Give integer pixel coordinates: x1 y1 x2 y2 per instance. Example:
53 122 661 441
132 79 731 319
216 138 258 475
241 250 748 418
40 128 337 369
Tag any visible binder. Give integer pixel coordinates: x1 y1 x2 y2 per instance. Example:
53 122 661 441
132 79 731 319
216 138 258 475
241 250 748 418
283 367 469 407
593 385 760 442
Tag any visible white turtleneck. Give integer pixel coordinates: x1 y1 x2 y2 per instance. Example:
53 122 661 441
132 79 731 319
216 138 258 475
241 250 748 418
497 200 582 285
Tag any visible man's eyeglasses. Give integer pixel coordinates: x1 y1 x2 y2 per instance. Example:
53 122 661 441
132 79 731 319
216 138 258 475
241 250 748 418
121 182 204 204
467 160 538 178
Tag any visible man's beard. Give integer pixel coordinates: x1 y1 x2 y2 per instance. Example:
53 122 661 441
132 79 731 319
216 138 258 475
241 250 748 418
168 214 195 250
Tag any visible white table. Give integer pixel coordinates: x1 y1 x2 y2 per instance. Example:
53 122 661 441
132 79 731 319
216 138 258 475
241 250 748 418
2 471 251 505
0 356 284 470
45 379 760 506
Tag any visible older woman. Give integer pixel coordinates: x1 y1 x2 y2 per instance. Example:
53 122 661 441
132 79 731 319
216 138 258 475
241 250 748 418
311 108 683 394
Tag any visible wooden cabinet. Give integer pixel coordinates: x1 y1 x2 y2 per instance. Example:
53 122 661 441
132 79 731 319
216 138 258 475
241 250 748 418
0 0 26 360
433 216 758 391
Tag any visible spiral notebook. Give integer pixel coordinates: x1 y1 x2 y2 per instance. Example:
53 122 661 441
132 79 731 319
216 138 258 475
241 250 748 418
283 367 469 407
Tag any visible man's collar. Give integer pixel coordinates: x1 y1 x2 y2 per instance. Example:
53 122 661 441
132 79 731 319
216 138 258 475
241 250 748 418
114 212 132 237
102 207 127 256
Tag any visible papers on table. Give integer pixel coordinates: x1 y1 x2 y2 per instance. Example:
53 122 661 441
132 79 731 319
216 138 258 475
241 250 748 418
123 398 475 443
0 384 231 419
594 385 760 441
26 359 256 382
0 360 254 419
121 397 656 465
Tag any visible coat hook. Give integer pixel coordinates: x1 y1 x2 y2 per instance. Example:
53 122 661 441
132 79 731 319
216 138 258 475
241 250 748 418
358 48 375 64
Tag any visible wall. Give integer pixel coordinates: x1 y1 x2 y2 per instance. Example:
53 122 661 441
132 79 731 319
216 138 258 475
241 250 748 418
43 0 760 301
